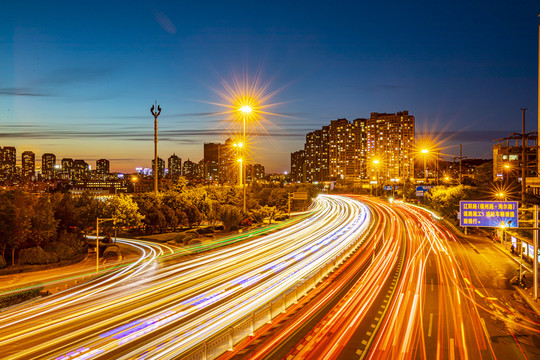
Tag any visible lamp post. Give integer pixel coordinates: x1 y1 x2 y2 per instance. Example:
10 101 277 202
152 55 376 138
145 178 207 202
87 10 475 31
421 149 429 184
238 106 252 213
96 217 115 273
373 159 380 196
150 102 161 196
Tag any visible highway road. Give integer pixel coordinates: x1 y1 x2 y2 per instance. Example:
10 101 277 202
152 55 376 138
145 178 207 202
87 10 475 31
227 196 540 360
0 195 372 360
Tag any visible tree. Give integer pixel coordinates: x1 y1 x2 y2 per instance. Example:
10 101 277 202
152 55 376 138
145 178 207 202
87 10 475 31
134 193 160 233
0 192 15 261
425 185 475 220
52 193 78 233
30 196 58 247
75 192 101 235
220 205 243 231
104 194 144 231
12 192 33 266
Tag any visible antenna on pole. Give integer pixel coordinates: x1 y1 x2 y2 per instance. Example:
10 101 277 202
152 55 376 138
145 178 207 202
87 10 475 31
151 101 162 196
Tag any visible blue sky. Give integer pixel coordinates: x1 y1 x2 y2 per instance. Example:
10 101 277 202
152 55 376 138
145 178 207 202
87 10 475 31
1 1 539 173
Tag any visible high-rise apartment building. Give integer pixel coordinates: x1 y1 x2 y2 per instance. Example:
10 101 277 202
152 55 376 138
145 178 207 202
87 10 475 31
73 160 89 181
96 159 110 174
293 111 414 182
246 163 265 182
290 150 306 183
41 153 56 180
151 157 165 178
168 154 182 178
61 158 74 179
182 159 198 179
367 111 415 181
304 126 329 182
1 147 16 181
204 142 222 182
22 151 35 180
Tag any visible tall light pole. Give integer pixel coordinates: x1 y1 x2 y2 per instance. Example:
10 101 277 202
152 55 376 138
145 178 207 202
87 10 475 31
96 217 115 273
373 159 380 196
151 102 161 196
238 106 252 213
421 149 429 184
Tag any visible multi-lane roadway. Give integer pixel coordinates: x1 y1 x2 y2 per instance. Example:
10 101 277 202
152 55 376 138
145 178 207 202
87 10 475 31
227 196 540 360
0 195 372 359
1 195 539 360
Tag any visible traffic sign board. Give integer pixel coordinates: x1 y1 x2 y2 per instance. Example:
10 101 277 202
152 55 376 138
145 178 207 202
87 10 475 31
459 201 518 228
415 185 433 197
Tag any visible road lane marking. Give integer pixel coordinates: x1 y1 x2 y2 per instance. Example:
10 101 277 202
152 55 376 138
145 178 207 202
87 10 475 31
480 318 491 343
449 338 455 360
431 278 434 291
428 313 433 337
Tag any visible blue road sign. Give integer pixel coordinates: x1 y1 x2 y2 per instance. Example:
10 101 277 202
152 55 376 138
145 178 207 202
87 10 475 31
384 185 393 191
459 201 518 228
415 185 433 197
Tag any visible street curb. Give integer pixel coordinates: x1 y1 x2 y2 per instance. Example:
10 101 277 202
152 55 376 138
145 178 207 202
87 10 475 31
438 219 540 316
515 287 540 316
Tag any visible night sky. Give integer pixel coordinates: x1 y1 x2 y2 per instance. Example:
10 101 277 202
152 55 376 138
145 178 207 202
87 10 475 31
1 1 539 173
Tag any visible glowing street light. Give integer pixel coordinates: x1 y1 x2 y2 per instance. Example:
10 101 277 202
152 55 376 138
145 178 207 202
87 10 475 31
421 149 429 183
373 159 380 196
236 105 252 213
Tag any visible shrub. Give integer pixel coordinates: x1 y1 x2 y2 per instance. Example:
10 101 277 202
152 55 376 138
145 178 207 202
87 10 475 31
220 205 243 232
58 231 88 254
196 227 215 235
0 287 43 309
19 246 55 265
183 232 199 246
103 245 122 259
241 217 254 227
274 214 289 222
0 255 6 269
188 239 202 246
44 242 76 261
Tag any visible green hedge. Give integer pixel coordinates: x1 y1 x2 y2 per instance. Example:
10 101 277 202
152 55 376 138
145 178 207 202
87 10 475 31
18 247 56 265
0 287 44 308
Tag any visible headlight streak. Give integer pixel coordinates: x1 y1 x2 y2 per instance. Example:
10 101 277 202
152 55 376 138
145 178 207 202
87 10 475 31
272 197 539 360
0 239 160 332
0 195 373 360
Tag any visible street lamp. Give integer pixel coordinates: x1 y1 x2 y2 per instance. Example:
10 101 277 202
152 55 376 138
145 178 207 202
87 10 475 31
421 149 429 184
96 217 115 273
373 159 380 196
237 106 252 213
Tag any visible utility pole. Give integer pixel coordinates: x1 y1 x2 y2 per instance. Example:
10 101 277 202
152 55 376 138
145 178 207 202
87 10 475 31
538 15 540 176
453 144 467 185
534 205 538 300
151 101 162 196
521 108 527 205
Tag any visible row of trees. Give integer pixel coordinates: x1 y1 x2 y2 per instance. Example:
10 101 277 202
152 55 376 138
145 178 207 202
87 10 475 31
0 181 317 267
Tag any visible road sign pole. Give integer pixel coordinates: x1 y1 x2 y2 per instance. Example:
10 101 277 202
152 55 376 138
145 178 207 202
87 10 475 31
96 220 99 273
534 205 538 299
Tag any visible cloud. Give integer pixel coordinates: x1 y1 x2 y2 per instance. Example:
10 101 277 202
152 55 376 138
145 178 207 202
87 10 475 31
153 9 177 34
417 130 512 142
0 88 49 97
359 84 406 92
33 66 117 87
0 126 305 141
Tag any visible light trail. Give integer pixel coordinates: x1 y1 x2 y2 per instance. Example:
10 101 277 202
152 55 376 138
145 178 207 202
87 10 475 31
0 195 371 360
273 197 514 360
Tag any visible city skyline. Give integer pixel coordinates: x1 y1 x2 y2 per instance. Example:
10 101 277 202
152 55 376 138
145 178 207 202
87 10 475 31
2 1 540 173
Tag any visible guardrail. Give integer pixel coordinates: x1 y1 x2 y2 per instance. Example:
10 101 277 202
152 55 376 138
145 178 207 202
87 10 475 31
180 221 371 360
